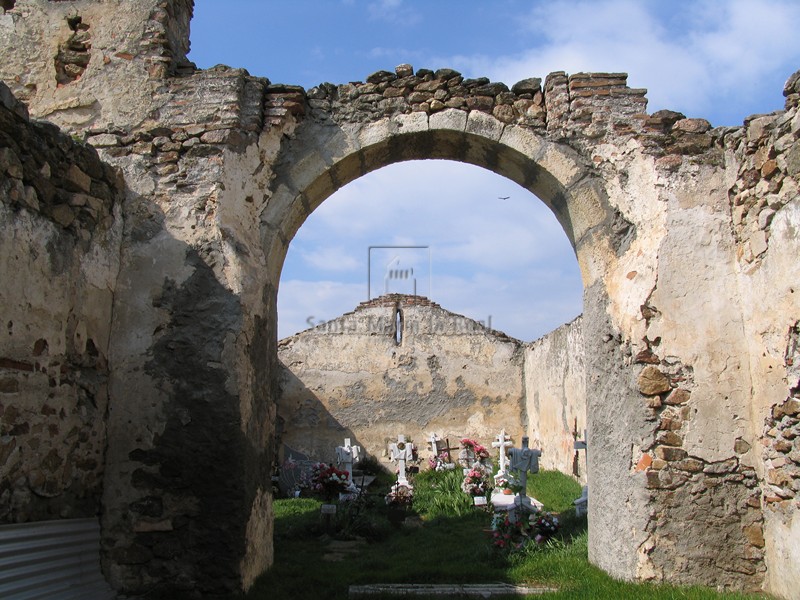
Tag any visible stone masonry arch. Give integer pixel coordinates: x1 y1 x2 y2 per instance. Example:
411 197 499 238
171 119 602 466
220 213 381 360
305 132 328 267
259 102 655 587
264 110 611 290
1 3 799 599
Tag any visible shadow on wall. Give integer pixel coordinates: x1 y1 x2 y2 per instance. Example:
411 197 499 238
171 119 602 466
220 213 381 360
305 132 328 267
276 366 371 467
101 192 274 597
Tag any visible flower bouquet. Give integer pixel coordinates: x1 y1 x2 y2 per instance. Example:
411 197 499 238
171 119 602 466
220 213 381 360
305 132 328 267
385 483 413 508
531 511 560 543
308 462 351 500
458 438 490 469
490 507 561 552
494 471 523 495
461 463 492 497
428 451 455 471
385 483 413 526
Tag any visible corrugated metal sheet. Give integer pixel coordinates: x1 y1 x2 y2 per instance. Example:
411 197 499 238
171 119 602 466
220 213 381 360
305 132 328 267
0 518 116 599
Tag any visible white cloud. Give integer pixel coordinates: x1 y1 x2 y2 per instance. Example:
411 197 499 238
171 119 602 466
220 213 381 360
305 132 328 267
367 0 420 25
277 280 365 340
299 245 361 273
440 0 800 123
368 47 422 60
279 160 583 342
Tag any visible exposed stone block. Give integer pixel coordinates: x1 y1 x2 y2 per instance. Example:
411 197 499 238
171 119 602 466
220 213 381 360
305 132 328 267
638 366 672 395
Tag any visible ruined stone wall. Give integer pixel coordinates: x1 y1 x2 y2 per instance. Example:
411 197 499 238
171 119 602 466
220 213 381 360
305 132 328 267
251 63 798 595
524 317 586 484
3 6 290 592
2 1 799 598
726 74 800 599
596 111 764 590
0 81 122 523
0 0 193 130
271 64 776 592
91 65 280 597
279 299 590 487
277 295 527 468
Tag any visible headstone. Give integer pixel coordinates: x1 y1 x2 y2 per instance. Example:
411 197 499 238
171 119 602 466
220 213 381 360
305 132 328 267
428 433 442 459
389 434 415 487
504 436 542 517
573 429 588 516
574 486 588 517
508 436 541 491
458 447 475 469
428 434 456 471
335 437 361 485
279 446 315 497
458 438 488 469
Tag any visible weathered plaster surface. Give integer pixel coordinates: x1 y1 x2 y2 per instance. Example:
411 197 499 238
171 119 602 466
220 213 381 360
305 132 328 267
0 0 193 130
524 317 586 483
0 81 122 522
727 80 800 596
278 296 527 466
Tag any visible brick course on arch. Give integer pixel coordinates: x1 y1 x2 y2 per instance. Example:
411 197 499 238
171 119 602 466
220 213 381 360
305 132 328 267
1 2 799 598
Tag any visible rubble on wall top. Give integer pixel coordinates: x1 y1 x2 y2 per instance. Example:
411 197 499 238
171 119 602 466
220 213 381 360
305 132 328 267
356 293 442 310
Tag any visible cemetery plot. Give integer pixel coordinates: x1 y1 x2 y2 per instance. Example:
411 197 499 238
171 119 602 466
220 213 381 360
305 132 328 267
252 466 763 600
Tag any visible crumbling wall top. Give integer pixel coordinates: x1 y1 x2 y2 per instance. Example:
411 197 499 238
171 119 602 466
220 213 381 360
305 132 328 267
0 0 193 129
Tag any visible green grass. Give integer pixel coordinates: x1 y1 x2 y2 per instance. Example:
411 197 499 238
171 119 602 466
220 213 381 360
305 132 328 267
246 470 771 600
526 469 583 513
411 468 474 518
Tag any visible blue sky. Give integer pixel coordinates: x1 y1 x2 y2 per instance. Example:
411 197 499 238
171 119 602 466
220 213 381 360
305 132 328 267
188 0 800 341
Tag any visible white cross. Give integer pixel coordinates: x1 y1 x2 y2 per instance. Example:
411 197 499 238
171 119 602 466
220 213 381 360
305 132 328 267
428 433 442 458
335 437 361 485
389 434 415 487
492 429 513 476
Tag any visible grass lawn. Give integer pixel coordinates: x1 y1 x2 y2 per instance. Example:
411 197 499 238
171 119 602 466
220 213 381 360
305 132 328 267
246 469 771 600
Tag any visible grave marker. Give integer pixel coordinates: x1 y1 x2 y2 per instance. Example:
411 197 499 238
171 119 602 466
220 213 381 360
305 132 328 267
428 433 442 458
573 428 588 517
492 429 513 484
428 433 457 470
335 437 361 485
507 436 541 512
389 434 415 487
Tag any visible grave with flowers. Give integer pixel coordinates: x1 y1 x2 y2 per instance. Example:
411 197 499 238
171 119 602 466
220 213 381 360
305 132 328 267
491 436 544 519
427 433 457 471
458 437 490 469
389 434 417 487
307 462 353 501
489 507 560 553
455 437 494 507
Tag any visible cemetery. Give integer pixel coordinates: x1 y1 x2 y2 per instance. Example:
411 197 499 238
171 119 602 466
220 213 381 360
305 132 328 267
0 1 799 598
252 430 769 599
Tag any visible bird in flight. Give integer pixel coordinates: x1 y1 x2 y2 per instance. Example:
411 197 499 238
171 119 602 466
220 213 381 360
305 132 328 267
498 196 510 200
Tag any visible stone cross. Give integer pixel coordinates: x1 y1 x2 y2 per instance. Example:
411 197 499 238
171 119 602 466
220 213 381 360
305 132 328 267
335 437 361 485
574 428 587 454
573 428 588 516
507 436 541 499
389 434 415 487
428 433 442 458
572 420 587 478
492 429 513 477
